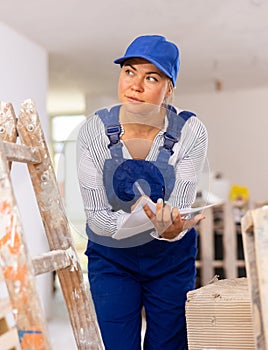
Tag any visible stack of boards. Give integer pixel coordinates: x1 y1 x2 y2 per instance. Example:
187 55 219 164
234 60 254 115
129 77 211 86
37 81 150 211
186 277 255 349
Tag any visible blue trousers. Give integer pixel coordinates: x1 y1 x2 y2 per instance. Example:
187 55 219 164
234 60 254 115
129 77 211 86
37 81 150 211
85 228 197 350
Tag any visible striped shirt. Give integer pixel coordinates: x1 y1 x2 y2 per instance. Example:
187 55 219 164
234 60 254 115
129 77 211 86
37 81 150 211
77 106 208 240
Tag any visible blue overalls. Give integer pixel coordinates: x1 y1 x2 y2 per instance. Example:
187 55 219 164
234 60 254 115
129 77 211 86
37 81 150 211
85 105 198 350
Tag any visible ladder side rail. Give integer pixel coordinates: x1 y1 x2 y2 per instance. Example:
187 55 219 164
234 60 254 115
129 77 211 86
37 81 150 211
250 209 268 348
0 101 17 170
0 101 17 143
241 210 266 350
0 137 52 350
17 99 103 349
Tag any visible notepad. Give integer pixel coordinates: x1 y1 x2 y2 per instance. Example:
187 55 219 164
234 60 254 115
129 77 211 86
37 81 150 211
112 197 221 240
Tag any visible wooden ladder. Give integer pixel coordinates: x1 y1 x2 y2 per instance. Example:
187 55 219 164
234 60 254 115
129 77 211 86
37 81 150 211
0 99 103 349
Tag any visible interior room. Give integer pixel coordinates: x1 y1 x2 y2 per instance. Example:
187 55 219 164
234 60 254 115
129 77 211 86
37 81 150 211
1 0 268 349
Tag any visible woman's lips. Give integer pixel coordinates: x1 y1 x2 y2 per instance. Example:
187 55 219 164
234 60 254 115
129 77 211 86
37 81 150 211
126 96 144 103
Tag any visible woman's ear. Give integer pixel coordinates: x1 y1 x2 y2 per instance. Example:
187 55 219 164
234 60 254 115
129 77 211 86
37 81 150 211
165 81 173 98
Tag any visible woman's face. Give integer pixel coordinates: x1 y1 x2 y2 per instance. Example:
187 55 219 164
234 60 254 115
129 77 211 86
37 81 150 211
118 58 172 107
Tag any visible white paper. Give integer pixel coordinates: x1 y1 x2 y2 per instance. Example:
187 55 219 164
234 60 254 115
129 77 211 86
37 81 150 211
113 197 221 240
112 206 154 240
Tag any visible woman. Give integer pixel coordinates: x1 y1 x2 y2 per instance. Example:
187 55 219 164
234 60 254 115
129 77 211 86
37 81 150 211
77 35 208 350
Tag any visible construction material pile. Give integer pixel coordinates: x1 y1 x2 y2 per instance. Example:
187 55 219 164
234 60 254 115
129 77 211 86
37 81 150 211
186 277 255 349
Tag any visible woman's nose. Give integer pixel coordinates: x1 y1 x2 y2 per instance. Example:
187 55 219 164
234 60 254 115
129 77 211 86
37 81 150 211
131 77 144 92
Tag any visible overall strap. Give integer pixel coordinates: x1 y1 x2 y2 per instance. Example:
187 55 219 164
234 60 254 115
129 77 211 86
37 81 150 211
97 104 196 163
96 105 123 159
157 106 196 164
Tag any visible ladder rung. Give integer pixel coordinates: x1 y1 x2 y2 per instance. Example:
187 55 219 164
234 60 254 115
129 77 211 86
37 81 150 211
32 249 72 275
3 141 41 164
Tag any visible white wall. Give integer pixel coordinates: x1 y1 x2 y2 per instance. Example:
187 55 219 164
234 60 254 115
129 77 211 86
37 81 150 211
178 86 268 205
0 22 52 318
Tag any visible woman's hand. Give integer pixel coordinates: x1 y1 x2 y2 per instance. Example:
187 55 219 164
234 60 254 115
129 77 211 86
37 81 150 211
143 198 205 239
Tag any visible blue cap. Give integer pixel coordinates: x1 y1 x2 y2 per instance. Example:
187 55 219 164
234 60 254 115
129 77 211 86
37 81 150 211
114 35 180 86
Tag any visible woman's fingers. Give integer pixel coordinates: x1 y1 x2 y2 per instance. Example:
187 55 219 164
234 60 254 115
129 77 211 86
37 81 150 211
143 198 206 237
144 198 172 234
155 199 169 234
183 213 206 230
142 203 154 219
162 204 173 225
155 198 164 222
156 199 176 225
171 207 180 225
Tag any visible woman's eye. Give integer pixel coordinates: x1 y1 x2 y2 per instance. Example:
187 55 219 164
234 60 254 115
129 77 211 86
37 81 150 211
125 69 134 76
147 76 158 82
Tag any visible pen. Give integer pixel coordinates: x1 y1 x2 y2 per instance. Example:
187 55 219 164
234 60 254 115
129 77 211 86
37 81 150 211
134 182 146 197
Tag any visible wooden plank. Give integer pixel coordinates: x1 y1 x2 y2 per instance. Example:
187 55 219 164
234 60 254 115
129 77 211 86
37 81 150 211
223 201 237 279
3 141 41 164
199 206 214 285
17 99 103 349
0 328 19 350
0 137 52 350
241 209 267 349
32 249 72 275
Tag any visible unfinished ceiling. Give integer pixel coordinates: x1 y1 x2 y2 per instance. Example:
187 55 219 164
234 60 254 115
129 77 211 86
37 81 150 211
0 0 267 114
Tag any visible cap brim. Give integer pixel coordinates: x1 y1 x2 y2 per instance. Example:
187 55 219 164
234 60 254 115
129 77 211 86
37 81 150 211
113 55 173 83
